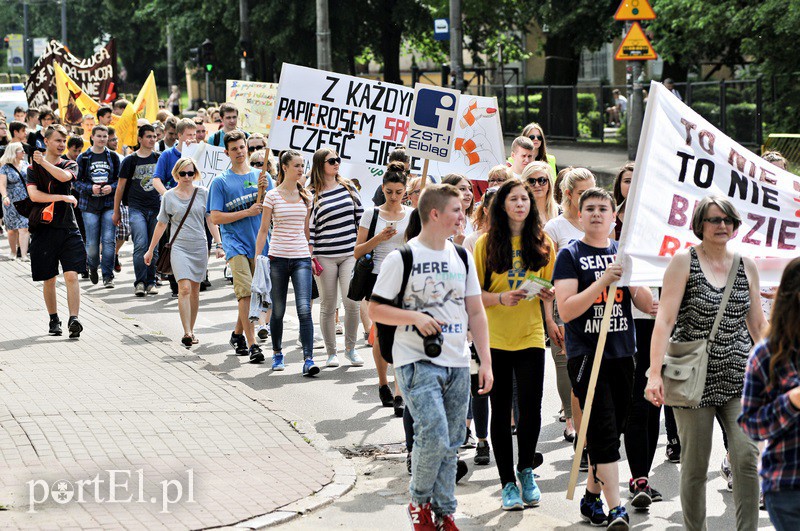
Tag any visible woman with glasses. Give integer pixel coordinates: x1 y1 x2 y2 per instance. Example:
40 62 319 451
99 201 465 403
308 147 365 369
405 175 430 209
247 133 267 154
646 196 766 531
521 122 556 175
0 142 30 261
442 174 474 245
486 164 510 189
474 179 556 510
144 158 219 348
354 161 412 411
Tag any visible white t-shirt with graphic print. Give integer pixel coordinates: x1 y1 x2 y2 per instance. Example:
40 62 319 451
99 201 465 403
371 238 481 369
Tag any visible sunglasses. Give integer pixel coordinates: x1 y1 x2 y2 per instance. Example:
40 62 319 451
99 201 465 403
526 177 549 187
529 134 543 141
178 171 196 177
251 161 264 168
703 216 734 226
326 157 341 165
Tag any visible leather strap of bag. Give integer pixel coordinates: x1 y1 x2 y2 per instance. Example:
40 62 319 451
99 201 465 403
168 187 198 246
708 252 741 343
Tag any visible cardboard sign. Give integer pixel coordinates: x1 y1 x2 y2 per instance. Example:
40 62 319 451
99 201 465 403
614 0 656 21
225 80 279 136
618 81 798 287
615 22 657 61
182 143 231 188
405 84 460 163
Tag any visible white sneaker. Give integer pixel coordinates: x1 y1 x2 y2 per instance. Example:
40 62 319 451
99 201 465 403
326 354 340 367
345 349 364 367
335 322 344 335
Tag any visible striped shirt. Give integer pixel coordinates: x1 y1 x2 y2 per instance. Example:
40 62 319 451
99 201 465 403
263 189 311 259
309 184 363 257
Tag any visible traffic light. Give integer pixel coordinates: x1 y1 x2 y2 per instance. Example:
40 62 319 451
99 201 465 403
239 39 251 59
201 39 214 73
3 36 9 49
188 47 200 67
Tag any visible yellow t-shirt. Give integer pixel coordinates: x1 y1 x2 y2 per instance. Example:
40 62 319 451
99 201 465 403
474 233 556 351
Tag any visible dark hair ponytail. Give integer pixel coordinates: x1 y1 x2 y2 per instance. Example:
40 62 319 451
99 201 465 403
383 160 407 186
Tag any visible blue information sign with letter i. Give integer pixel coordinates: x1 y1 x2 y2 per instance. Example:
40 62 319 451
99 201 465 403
405 84 460 163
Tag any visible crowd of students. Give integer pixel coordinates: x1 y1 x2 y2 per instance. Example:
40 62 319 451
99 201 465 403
3 97 799 531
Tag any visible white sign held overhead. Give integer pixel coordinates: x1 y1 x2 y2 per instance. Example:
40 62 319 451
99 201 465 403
405 84 460 163
618 81 798 287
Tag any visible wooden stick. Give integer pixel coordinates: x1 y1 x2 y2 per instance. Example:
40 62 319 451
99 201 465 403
566 281 618 500
420 159 430 189
256 157 268 204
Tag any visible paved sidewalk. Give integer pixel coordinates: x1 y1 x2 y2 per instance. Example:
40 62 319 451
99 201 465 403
0 258 351 529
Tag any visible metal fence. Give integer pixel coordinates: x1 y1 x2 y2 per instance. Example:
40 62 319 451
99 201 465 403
463 79 764 147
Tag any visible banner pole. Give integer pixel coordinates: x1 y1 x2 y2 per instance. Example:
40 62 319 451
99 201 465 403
566 281 618 500
420 159 430 189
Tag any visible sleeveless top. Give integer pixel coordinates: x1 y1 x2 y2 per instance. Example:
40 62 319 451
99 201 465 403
671 247 752 408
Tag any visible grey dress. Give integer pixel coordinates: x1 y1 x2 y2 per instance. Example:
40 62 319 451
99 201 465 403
157 186 209 282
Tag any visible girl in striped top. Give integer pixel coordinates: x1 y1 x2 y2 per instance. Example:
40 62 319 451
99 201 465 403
308 147 365 369
255 150 319 377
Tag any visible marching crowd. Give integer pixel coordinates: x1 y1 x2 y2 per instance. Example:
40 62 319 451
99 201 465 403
0 98 798 531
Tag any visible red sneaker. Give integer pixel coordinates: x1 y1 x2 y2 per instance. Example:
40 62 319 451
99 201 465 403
407 502 437 530
436 513 459 531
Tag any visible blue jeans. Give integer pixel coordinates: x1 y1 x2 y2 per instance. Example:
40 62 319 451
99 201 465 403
129 207 159 287
82 208 115 279
269 257 314 359
765 490 800 531
397 361 469 517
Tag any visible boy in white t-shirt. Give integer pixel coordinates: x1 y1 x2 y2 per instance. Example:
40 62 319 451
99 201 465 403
369 184 493 530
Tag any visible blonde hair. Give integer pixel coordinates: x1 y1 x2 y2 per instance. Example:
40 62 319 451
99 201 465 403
406 175 432 193
0 141 23 166
521 161 558 221
559 167 596 209
171 157 200 181
487 164 510 184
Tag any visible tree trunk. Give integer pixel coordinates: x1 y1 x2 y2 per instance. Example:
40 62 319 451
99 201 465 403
661 61 688 82
381 24 403 84
541 35 580 138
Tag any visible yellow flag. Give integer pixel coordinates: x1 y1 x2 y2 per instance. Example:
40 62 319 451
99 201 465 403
54 62 100 126
132 71 159 122
113 103 139 147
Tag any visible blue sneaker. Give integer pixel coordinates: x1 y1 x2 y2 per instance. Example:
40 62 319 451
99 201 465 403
501 482 524 511
580 493 607 526
606 505 630 529
516 467 540 507
303 358 320 377
271 353 285 371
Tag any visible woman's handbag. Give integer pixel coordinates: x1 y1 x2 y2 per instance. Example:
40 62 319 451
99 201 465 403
661 252 740 408
156 188 198 276
347 207 380 301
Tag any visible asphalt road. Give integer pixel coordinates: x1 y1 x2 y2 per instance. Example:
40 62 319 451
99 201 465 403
87 245 775 530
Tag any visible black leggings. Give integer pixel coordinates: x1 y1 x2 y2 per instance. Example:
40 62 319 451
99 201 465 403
624 319 661 479
489 347 545 486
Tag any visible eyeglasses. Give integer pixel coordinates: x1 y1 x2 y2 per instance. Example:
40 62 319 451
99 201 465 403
526 177 549 187
409 189 421 196
248 145 265 153
178 171 196 177
529 135 543 141
488 177 507 185
326 157 341 165
251 161 264 168
703 216 734 226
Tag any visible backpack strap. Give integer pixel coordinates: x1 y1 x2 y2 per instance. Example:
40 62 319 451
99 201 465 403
453 243 469 276
396 244 414 306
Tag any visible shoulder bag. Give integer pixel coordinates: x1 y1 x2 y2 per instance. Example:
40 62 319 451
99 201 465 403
661 253 740 408
156 188 198 276
346 207 380 301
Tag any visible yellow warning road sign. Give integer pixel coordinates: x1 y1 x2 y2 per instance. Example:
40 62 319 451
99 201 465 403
615 22 657 61
614 0 656 21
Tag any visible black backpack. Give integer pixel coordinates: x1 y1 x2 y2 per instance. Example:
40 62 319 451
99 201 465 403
375 243 469 363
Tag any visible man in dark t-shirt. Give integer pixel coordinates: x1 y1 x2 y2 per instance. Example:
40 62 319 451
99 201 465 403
26 124 87 338
75 125 120 287
114 124 161 296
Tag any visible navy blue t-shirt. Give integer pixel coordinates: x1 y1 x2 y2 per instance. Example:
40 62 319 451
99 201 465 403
552 239 635 360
